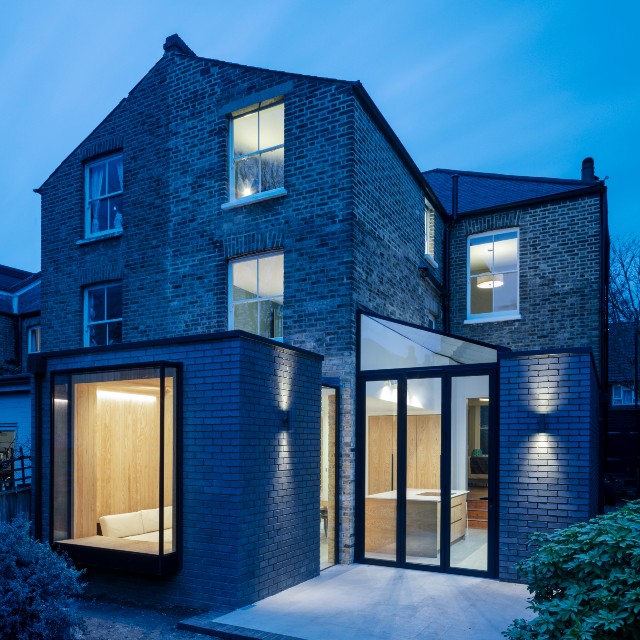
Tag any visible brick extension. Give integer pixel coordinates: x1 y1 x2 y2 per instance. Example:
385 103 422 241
36 333 322 609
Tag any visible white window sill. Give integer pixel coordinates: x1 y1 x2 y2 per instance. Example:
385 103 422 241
221 187 287 211
423 254 438 269
77 229 123 245
464 313 521 325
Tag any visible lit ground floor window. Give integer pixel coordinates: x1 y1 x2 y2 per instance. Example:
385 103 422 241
52 366 177 565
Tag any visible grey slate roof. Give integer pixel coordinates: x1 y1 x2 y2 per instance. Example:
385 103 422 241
423 168 599 215
17 282 41 314
0 265 34 293
0 265 41 315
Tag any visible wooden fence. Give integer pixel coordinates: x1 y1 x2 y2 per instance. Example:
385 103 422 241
0 449 32 523
0 486 31 523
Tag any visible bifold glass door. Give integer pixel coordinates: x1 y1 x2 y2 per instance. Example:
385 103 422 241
362 373 492 574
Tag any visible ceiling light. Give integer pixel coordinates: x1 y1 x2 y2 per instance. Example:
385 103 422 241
476 274 504 289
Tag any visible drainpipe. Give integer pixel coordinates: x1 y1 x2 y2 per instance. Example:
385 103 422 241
443 175 459 334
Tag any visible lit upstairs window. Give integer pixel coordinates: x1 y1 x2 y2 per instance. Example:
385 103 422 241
467 229 519 322
86 154 123 237
230 101 284 201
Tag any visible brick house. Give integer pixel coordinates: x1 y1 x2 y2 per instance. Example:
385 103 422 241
0 265 40 464
31 35 607 608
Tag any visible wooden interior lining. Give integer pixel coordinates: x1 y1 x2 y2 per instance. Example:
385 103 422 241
73 377 174 540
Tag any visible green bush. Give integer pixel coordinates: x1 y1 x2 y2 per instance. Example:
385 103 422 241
0 517 84 640
504 501 640 639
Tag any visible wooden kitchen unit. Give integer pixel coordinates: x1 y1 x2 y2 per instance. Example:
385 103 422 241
365 489 467 557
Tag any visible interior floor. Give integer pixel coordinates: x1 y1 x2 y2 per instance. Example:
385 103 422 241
365 523 488 571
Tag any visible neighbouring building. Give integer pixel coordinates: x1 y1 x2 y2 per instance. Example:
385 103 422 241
0 264 40 472
31 35 608 609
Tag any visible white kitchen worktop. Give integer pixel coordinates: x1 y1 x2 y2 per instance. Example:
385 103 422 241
366 489 468 502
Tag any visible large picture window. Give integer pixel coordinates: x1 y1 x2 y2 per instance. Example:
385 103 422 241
230 101 284 201
85 283 122 347
85 154 123 237
52 366 178 573
467 229 519 321
229 252 283 340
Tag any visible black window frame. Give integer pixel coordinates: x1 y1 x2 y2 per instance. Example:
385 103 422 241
49 361 182 576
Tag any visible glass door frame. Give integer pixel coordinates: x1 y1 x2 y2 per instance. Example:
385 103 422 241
355 363 499 578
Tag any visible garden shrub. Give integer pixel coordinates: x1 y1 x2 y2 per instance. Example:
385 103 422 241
0 517 84 640
504 500 640 639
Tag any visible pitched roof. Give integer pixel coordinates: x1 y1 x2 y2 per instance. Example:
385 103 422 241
37 35 446 217
0 266 41 316
0 265 35 293
423 168 601 215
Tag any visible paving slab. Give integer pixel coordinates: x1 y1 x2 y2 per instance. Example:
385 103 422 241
179 564 533 640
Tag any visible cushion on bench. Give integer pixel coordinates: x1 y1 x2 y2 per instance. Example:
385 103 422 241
99 506 173 538
140 506 173 533
99 511 144 538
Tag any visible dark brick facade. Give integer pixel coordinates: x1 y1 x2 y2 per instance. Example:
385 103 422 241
498 351 599 580
449 195 603 374
36 333 322 609
37 44 442 562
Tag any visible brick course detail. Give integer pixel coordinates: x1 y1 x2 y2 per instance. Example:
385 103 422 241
498 351 598 580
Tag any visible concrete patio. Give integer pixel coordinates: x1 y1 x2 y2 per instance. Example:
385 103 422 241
179 564 533 640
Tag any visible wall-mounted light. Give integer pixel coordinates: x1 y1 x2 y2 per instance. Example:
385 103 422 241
282 408 291 431
537 414 548 432
476 274 504 289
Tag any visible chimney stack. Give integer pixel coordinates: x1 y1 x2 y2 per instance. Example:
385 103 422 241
581 157 598 182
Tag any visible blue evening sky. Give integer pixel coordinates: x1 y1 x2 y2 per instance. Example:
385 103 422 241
1 0 637 273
